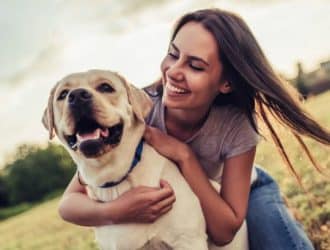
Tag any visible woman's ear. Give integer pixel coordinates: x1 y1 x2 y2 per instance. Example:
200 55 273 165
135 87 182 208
218 81 232 94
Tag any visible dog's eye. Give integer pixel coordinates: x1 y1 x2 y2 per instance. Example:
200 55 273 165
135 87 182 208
57 90 69 100
97 83 115 93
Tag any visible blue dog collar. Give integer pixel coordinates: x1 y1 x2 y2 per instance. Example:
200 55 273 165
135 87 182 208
99 139 144 188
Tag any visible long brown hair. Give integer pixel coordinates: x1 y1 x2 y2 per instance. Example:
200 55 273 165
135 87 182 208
145 8 330 182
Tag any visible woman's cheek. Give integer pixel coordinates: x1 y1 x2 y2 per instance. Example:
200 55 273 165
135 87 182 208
159 58 167 85
160 56 171 75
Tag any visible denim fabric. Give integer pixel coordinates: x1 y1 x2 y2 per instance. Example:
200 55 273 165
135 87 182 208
247 167 314 250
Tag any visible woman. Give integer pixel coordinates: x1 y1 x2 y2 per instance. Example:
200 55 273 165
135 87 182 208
59 9 329 249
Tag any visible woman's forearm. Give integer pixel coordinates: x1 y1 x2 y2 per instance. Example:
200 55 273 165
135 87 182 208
143 126 254 245
144 127 243 244
58 192 117 227
58 183 176 226
178 153 243 245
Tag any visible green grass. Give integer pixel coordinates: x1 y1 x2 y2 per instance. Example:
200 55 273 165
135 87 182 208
0 91 329 250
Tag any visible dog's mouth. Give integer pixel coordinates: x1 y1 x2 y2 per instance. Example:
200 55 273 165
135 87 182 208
65 118 123 157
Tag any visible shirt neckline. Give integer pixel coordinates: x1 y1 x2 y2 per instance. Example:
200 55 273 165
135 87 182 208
159 100 214 144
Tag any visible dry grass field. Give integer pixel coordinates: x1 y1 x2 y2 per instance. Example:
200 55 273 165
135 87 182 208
0 198 98 250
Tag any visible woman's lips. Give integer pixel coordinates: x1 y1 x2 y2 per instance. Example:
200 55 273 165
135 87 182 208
165 83 190 95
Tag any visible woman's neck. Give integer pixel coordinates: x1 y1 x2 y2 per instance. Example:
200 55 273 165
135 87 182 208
164 106 210 141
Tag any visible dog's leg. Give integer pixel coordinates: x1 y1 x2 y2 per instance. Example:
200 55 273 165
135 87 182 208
98 242 116 250
137 239 173 250
171 237 208 250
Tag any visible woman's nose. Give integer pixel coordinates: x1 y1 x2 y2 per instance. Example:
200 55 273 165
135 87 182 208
166 61 184 82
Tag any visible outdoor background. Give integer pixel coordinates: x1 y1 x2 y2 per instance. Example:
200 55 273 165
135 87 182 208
0 0 329 249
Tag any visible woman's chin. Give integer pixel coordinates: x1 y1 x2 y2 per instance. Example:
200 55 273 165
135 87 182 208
162 94 185 109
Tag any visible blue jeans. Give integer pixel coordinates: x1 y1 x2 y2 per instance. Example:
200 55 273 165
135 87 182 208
247 167 314 250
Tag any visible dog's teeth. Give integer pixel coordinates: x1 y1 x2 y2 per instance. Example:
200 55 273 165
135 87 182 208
71 142 78 150
101 128 109 137
77 128 101 142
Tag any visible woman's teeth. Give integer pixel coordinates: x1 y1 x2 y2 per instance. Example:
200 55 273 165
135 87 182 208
166 84 188 94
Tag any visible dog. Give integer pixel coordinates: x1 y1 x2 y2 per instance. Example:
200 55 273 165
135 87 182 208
42 69 249 250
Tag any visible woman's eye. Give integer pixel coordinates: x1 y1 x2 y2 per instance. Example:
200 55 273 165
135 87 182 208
190 64 204 71
168 52 179 59
97 83 115 93
57 90 69 100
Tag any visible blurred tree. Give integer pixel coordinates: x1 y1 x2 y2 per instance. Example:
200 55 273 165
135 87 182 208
295 62 308 98
3 143 75 205
0 174 9 207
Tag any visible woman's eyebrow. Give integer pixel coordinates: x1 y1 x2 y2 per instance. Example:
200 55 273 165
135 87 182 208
170 43 179 52
171 42 209 66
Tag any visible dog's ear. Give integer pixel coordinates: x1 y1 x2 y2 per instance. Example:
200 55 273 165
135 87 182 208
127 84 153 122
115 73 153 122
42 84 57 139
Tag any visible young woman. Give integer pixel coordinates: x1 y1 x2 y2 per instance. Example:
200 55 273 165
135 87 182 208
59 9 329 249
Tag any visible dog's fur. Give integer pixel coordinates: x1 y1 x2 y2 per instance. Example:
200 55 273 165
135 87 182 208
42 70 248 250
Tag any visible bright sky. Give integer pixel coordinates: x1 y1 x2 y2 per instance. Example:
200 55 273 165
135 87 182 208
0 0 329 165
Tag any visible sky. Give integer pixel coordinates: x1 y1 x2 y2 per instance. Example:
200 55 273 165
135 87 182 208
0 0 329 165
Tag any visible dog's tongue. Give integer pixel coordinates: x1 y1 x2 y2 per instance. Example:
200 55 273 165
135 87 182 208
77 128 109 142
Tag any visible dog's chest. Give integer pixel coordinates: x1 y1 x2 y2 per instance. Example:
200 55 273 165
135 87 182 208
87 144 167 202
87 145 175 250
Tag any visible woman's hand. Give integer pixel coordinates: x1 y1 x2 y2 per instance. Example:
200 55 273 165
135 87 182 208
59 173 175 226
143 126 194 167
111 179 176 224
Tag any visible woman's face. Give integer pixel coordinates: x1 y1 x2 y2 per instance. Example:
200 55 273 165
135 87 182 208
161 21 225 111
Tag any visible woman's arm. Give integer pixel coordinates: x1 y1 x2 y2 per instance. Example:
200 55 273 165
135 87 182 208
59 172 176 226
180 148 255 245
58 172 114 226
144 126 255 246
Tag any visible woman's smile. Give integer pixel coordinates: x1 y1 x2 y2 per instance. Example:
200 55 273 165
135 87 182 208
160 22 223 111
165 82 190 96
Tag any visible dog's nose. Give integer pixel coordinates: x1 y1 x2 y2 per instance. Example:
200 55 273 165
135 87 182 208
68 88 92 106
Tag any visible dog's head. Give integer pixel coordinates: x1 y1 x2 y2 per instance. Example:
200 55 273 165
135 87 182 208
42 70 152 160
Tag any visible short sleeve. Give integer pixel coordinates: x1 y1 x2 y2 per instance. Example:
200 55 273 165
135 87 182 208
223 113 260 159
144 92 159 125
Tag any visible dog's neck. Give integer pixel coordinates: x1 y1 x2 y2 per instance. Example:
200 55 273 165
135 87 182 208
76 122 146 188
98 138 144 188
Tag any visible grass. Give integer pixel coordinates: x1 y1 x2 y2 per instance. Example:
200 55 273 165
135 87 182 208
0 190 64 221
0 91 329 250
0 203 34 221
255 91 330 250
0 198 98 250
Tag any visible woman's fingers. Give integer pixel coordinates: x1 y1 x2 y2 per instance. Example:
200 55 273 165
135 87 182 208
143 126 152 142
159 179 171 189
144 126 173 147
158 204 173 216
151 194 176 213
115 180 176 223
144 126 193 164
148 182 174 204
144 194 175 223
148 181 176 219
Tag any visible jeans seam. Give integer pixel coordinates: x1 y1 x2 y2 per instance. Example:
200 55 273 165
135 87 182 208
273 200 300 250
250 167 313 250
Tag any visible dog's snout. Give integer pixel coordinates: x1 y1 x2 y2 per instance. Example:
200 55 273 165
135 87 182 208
68 88 92 106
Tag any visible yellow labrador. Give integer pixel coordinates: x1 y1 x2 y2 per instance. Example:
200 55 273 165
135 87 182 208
42 70 248 250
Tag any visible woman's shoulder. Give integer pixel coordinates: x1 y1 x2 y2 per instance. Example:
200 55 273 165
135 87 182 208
200 105 246 139
212 104 247 124
143 87 161 104
143 91 162 126
209 104 258 139
211 105 260 158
